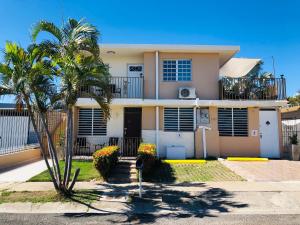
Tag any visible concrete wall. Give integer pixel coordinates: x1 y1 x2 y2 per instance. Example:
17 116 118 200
0 148 41 170
195 107 265 158
158 53 219 99
143 52 156 99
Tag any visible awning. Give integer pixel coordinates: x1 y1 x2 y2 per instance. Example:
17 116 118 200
220 58 261 78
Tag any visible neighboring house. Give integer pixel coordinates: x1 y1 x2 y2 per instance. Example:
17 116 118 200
281 106 300 152
74 44 287 159
0 103 37 154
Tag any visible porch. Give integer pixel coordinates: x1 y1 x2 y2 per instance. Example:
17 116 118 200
78 76 144 99
219 76 286 100
74 136 141 157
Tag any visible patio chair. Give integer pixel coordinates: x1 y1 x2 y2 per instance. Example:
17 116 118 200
110 84 121 98
75 137 91 156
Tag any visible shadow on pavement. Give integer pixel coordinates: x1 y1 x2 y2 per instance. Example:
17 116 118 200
63 183 248 224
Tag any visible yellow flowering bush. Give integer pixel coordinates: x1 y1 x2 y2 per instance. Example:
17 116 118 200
93 145 119 179
137 143 157 174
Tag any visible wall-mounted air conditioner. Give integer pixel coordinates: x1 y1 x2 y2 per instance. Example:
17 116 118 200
178 87 196 99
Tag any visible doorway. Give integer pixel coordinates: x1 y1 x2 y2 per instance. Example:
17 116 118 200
123 107 142 157
259 110 280 158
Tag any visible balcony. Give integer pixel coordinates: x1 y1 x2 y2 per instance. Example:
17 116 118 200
79 76 144 99
219 76 286 100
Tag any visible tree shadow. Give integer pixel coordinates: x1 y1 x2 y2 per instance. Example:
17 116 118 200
142 162 176 183
62 183 248 224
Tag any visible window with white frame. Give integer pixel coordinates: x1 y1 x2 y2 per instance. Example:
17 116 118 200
164 108 194 131
218 108 248 137
163 59 192 81
78 108 107 136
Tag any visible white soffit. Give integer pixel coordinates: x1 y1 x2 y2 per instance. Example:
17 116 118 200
99 44 240 66
220 58 261 78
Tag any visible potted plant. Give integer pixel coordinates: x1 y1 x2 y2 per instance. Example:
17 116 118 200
289 134 299 161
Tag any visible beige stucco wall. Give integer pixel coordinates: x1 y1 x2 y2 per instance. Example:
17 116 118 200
142 107 156 130
277 109 284 156
195 107 220 158
0 148 41 170
195 107 261 158
158 53 219 99
143 52 156 99
219 107 260 157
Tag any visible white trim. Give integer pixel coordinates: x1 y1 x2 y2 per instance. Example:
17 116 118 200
100 43 240 53
155 106 159 157
76 98 287 108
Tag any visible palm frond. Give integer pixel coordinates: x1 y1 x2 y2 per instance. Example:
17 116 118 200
32 21 63 42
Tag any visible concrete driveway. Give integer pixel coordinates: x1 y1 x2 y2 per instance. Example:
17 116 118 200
221 160 300 181
0 160 49 182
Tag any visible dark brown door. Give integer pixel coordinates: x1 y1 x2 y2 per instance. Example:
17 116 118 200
123 108 142 156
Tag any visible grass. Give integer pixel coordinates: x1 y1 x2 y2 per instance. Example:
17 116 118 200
29 160 101 182
0 189 101 204
143 160 244 183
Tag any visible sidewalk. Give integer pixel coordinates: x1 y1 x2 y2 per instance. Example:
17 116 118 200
0 160 50 182
1 181 300 215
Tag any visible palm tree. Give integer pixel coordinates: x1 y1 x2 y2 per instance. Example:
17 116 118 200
32 18 112 191
0 42 62 191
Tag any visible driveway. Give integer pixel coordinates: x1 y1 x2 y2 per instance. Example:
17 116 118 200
221 160 300 181
0 160 49 182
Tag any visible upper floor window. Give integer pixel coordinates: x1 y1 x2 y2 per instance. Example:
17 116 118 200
163 59 192 81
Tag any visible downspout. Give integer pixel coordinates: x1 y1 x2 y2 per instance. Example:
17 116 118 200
155 51 159 158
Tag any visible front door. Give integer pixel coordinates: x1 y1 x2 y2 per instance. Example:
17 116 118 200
127 64 143 98
123 107 142 156
259 110 280 158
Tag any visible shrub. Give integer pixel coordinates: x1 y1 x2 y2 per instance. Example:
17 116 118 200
137 143 157 174
93 145 119 179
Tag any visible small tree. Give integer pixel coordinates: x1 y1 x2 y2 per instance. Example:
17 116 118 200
32 18 112 192
0 42 62 191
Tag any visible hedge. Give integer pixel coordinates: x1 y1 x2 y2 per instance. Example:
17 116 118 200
93 145 119 179
137 143 157 174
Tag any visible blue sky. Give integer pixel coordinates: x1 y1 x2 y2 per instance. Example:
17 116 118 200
0 0 299 102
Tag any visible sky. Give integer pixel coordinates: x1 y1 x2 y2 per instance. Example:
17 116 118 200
0 0 299 102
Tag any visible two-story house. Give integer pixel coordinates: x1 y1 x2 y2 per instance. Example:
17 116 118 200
74 44 287 159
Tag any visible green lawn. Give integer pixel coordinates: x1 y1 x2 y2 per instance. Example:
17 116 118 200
0 190 101 204
143 160 244 183
29 160 102 182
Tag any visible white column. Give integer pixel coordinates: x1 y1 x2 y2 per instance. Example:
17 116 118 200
156 106 159 158
155 51 160 157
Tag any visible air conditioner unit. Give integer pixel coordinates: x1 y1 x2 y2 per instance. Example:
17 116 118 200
178 87 196 99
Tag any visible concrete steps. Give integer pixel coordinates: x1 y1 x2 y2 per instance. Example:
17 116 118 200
107 160 137 183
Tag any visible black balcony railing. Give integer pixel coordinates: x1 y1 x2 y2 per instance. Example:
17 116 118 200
219 76 286 100
79 76 144 99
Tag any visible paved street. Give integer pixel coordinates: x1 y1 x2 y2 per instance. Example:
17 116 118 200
1 213 300 225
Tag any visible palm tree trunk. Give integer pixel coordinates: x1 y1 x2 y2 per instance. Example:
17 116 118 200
63 106 73 188
38 111 62 186
25 100 59 191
